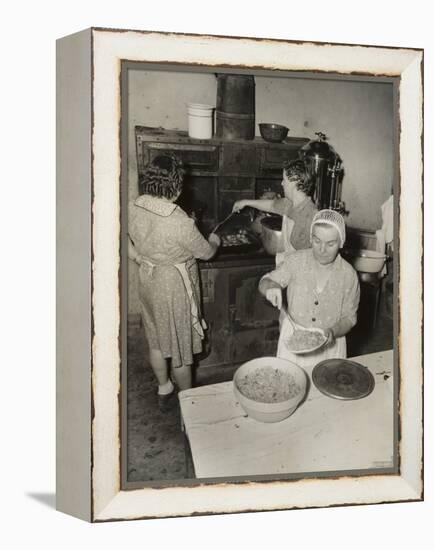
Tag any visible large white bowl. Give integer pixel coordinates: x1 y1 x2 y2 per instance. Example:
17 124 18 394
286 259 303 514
346 249 387 273
233 357 307 423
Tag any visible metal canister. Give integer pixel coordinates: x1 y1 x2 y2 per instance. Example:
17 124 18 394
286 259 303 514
215 74 255 140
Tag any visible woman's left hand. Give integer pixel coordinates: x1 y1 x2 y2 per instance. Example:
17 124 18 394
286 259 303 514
323 328 335 346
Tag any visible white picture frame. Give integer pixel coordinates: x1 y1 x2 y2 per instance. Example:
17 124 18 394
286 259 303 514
56 27 423 522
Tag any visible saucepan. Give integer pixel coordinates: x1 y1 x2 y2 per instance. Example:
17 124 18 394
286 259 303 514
260 215 285 255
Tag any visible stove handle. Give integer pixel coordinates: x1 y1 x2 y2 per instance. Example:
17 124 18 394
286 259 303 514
229 304 237 331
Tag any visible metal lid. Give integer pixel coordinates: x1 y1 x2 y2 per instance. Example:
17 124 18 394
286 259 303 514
300 131 339 162
312 359 375 400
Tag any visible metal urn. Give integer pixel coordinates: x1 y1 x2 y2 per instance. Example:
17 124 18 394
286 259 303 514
299 132 345 212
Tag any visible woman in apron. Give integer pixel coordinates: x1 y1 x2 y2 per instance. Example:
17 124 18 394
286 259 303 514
128 154 220 411
232 159 318 266
258 210 360 376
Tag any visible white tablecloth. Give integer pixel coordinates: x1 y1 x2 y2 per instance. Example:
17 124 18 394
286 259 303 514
179 350 394 479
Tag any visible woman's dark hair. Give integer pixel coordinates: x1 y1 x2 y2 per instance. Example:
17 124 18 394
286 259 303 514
283 159 316 198
139 154 185 200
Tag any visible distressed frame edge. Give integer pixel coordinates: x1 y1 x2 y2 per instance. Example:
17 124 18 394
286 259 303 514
94 476 421 522
56 27 93 522
89 29 423 522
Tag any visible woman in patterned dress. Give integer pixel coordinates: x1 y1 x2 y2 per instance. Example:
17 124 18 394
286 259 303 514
128 154 220 411
258 210 360 374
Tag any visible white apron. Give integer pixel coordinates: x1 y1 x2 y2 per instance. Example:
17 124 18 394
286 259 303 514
275 216 296 327
277 316 347 375
275 215 296 267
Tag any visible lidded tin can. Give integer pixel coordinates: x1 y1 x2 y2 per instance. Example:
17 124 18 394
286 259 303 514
215 74 255 140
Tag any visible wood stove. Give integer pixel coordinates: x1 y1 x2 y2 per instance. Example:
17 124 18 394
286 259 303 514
134 126 309 372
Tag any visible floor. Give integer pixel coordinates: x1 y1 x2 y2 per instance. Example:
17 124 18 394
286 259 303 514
126 330 186 482
126 283 393 484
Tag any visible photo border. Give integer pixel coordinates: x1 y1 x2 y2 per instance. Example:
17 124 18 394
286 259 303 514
120 60 400 491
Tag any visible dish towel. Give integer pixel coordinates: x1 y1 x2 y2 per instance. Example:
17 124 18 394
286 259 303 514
375 195 394 277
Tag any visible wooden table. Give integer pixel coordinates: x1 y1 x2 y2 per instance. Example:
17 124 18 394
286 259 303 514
179 350 395 479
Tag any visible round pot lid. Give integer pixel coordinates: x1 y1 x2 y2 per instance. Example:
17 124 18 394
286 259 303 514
312 359 375 400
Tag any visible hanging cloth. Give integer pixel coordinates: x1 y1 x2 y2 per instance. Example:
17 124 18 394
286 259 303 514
375 195 394 277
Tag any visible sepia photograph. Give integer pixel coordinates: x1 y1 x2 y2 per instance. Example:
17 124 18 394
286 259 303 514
4 0 433 544
122 63 397 486
56 27 423 521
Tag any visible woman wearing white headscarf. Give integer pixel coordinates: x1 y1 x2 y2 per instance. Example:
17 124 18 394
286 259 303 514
259 210 360 372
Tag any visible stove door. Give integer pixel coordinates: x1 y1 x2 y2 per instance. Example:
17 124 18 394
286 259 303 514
228 265 280 364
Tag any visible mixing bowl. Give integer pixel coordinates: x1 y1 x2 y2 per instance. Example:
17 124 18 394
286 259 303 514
233 357 307 423
259 123 289 143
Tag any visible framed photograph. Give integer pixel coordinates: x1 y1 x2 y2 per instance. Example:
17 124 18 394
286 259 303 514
56 27 423 522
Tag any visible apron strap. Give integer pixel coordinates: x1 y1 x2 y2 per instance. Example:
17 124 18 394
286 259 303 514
174 260 207 339
138 256 207 339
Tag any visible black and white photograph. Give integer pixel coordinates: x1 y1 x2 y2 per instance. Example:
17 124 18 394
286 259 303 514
123 64 397 485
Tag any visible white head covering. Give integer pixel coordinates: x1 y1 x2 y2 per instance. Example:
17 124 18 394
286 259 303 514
310 209 346 248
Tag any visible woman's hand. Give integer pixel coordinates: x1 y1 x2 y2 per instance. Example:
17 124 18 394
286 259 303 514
232 200 247 213
323 328 335 346
265 288 282 309
208 233 221 247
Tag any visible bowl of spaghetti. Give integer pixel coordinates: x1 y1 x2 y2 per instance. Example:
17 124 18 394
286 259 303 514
284 327 327 355
233 357 307 423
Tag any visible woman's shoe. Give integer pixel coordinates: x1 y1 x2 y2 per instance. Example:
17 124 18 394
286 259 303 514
158 390 177 413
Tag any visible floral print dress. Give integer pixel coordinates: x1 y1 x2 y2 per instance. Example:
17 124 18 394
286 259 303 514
129 195 214 368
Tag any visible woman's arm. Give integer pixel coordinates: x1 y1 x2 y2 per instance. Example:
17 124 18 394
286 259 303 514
201 233 221 260
258 276 284 309
258 276 281 296
182 218 221 261
128 236 141 264
258 256 294 309
323 317 354 345
232 198 280 214
324 269 361 344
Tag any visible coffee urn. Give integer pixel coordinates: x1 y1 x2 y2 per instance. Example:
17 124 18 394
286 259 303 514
299 132 345 212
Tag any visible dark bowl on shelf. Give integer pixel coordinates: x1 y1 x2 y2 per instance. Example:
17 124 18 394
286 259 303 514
259 123 289 143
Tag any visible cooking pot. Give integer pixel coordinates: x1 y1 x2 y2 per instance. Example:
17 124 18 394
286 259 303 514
343 248 387 274
260 215 285 255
